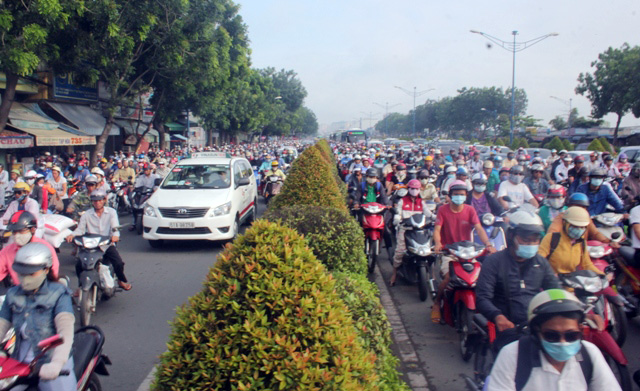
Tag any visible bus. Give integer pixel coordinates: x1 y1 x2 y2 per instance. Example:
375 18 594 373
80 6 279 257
339 129 368 144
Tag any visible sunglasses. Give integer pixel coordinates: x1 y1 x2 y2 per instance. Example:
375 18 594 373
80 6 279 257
512 173 524 176
540 330 582 343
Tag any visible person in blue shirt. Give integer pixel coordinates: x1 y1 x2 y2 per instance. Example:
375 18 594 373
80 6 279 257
576 168 626 216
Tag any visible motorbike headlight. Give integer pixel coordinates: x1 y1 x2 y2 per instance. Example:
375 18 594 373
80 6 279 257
482 213 495 226
212 201 232 217
144 205 157 217
576 275 605 292
0 376 18 389
587 246 605 259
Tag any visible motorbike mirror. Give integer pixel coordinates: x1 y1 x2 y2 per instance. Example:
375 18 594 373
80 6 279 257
236 177 250 187
37 334 64 350
154 178 163 186
611 232 622 240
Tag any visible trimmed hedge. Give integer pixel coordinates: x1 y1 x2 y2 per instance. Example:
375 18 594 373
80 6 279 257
333 272 410 391
269 145 346 211
153 220 379 391
313 140 349 202
263 205 367 275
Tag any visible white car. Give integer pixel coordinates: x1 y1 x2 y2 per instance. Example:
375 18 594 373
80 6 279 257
142 152 258 247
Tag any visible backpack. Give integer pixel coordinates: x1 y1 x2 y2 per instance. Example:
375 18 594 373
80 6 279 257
546 231 586 261
515 335 592 391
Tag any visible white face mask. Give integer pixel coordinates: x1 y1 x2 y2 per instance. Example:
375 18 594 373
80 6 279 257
420 179 429 186
366 177 377 185
14 231 32 247
548 198 565 209
396 172 406 181
409 188 420 197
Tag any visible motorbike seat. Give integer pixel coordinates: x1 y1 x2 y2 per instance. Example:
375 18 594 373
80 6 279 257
72 331 99 380
619 246 640 268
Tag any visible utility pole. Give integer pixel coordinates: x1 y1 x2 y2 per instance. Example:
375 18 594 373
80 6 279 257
373 102 401 136
394 86 434 135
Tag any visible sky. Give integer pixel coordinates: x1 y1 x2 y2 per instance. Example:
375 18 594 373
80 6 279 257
236 0 640 133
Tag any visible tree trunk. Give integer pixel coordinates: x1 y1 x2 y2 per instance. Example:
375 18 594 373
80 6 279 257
0 72 19 132
613 113 622 147
154 118 166 150
93 114 114 167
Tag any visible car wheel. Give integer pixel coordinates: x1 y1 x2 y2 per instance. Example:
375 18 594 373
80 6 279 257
148 239 163 249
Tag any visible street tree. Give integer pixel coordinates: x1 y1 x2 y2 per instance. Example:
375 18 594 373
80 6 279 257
576 43 640 145
0 0 84 131
549 116 567 130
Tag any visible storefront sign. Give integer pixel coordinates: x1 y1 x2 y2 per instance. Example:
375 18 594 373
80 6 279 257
53 73 98 101
0 136 33 149
36 136 96 146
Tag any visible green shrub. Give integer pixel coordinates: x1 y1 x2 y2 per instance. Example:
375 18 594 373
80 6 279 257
153 220 378 391
587 138 605 152
562 138 574 151
544 136 565 151
312 142 348 200
599 137 613 154
333 272 411 391
263 205 367 274
270 146 346 211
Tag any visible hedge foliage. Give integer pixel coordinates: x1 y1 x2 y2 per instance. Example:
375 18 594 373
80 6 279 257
263 205 367 274
269 145 346 211
314 140 349 200
153 220 379 391
333 272 410 391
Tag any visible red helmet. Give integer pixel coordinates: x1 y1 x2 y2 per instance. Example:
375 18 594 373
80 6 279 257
547 184 567 198
407 179 421 189
143 163 150 170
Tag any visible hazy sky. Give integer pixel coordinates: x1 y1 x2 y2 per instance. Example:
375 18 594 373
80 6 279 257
237 0 640 131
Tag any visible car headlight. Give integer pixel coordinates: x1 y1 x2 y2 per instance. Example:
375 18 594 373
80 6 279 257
211 201 232 217
144 205 157 217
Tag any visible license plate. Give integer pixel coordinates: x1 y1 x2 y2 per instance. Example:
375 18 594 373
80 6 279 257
169 222 195 229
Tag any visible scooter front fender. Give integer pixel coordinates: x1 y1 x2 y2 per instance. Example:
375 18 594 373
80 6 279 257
80 270 100 291
453 289 476 311
587 329 628 365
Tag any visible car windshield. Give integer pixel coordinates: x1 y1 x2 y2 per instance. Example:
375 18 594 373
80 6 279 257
162 164 231 189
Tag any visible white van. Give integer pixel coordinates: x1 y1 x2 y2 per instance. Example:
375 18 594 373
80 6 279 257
142 152 258 247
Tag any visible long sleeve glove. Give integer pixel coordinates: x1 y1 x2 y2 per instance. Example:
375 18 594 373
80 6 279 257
39 312 74 381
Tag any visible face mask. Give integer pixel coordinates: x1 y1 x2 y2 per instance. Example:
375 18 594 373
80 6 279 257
420 179 429 186
366 177 377 185
15 194 26 203
540 339 581 362
567 226 586 239
14 231 32 247
409 188 420 197
447 174 455 180
396 172 406 181
26 179 35 186
451 195 466 205
548 198 564 209
500 175 509 181
590 178 603 187
509 174 523 184
515 244 539 259
474 185 486 193
18 272 47 291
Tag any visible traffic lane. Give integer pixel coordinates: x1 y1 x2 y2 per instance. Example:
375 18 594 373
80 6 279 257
377 253 640 390
57 203 264 390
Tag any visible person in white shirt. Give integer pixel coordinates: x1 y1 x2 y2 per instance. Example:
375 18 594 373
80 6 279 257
488 289 621 391
498 165 539 209
554 155 573 183
584 151 603 173
546 149 558 166
0 164 8 206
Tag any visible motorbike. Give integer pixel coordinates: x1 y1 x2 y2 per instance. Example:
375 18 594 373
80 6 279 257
263 175 283 204
67 178 81 198
131 186 153 235
614 246 640 319
593 212 626 243
356 202 388 274
0 326 110 390
559 270 632 390
109 181 131 215
432 241 485 361
396 213 435 301
471 213 507 253
73 234 120 327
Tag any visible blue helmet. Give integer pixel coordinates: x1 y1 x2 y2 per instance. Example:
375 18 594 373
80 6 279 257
567 192 589 208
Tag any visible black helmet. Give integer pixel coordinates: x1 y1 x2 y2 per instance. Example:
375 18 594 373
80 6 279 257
509 165 524 174
418 169 430 179
365 168 378 178
7 211 37 232
406 156 416 166
567 192 589 208
590 168 606 177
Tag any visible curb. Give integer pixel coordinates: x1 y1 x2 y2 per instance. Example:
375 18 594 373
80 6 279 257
374 267 430 391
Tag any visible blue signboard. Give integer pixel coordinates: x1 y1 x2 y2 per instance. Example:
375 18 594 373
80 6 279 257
53 73 98 101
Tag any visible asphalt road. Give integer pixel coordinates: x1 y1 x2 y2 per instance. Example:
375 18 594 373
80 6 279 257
376 250 640 391
55 201 266 390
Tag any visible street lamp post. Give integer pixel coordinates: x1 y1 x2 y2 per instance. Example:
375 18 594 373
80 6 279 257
373 102 400 136
550 96 573 128
394 86 434 136
360 111 381 130
470 30 558 145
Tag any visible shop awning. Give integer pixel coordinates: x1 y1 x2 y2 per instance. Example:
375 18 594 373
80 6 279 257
8 102 59 131
115 120 159 137
165 122 186 132
43 102 119 136
6 124 96 146
0 130 34 149
23 103 91 136
171 134 188 141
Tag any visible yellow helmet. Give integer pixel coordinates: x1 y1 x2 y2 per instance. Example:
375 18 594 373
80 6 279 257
12 182 30 192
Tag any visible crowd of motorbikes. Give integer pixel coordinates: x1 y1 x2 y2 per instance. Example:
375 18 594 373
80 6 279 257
338 143 640 391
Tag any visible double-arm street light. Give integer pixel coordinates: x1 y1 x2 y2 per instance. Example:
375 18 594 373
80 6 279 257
394 86 434 135
470 30 558 145
360 111 381 130
550 95 573 128
373 102 401 135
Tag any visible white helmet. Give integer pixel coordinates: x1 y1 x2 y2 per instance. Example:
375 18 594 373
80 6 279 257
13 242 53 275
508 210 544 237
24 170 37 179
471 173 487 183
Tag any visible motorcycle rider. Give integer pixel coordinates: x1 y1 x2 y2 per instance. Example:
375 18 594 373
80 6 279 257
265 161 286 181
0 242 77 390
538 206 603 275
433 149 446 167
539 185 567 231
616 153 631 176
355 168 390 207
602 154 622 180
385 163 407 196
389 179 433 286
488 289 620 391
476 211 560 352
554 155 573 183
621 163 640 208
497 165 539 209
439 165 458 197
484 161 500 193
29 173 47 213
503 151 517 169
66 189 132 291
431 180 495 322
585 151 602 172
468 153 483 174
2 182 41 226
0 211 60 285
155 159 171 178
90 168 111 195
421 155 440 176
524 164 550 198
66 175 98 221
418 170 439 202
576 168 625 216
546 148 558 166
466 173 505 219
